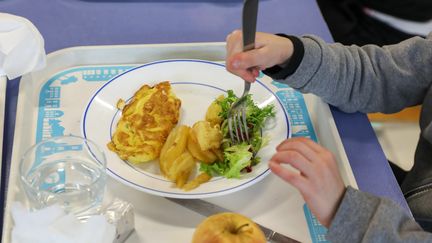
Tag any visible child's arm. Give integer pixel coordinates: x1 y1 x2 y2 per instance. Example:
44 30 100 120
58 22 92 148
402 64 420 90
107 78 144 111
269 137 432 242
327 186 432 242
226 31 432 113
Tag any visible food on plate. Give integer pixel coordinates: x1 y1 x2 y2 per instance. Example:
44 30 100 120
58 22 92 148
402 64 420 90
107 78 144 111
159 125 190 175
187 129 217 165
200 90 275 178
162 90 274 189
205 95 224 127
159 125 196 188
192 212 266 243
116 98 126 110
166 150 196 188
187 121 222 164
107 82 274 190
160 124 214 190
193 121 223 151
107 81 181 163
182 172 212 191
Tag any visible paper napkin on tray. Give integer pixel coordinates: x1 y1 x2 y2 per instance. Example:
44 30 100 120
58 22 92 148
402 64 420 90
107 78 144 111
10 203 116 243
0 13 46 79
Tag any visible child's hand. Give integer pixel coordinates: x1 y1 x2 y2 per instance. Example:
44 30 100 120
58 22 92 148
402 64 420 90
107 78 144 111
225 30 294 82
269 137 346 228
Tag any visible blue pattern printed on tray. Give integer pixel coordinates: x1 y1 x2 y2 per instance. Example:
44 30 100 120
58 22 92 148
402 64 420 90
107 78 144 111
36 66 134 143
82 67 133 81
304 204 329 242
275 88 318 142
272 81 328 243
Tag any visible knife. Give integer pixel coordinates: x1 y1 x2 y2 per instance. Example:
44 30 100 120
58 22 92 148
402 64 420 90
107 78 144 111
166 198 301 243
242 0 259 52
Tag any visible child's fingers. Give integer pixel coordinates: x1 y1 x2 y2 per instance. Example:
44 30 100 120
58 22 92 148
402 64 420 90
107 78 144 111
277 137 326 154
230 51 261 71
251 67 261 78
241 48 270 69
276 138 321 163
270 150 313 178
232 68 257 82
225 29 242 53
226 56 257 82
269 161 310 193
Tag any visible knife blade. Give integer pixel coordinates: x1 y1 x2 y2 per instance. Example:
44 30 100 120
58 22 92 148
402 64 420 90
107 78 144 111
166 198 301 243
242 0 259 52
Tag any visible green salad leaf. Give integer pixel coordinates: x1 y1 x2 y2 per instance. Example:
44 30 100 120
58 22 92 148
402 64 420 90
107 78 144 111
200 90 275 178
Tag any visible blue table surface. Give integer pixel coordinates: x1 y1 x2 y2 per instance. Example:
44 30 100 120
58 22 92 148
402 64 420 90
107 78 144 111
0 0 409 228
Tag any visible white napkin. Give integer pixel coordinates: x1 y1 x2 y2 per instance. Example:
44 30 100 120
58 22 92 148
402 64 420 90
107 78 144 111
11 203 116 243
0 13 46 79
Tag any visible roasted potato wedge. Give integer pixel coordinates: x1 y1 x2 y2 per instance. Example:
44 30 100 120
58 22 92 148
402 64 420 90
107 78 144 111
182 172 212 191
159 125 190 175
187 129 218 164
167 150 196 188
192 121 222 151
205 95 224 127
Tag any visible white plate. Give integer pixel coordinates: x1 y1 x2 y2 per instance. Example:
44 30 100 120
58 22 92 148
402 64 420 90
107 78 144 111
82 59 290 198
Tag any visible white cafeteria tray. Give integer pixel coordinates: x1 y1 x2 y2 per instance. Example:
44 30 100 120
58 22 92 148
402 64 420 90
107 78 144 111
2 43 357 243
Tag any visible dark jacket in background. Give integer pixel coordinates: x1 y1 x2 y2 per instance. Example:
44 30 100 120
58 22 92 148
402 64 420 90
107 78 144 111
361 0 432 21
317 0 432 46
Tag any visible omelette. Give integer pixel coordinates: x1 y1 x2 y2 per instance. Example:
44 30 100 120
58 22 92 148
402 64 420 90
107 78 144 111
107 81 181 163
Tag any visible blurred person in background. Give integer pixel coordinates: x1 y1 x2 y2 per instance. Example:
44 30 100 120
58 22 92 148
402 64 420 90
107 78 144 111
317 0 432 46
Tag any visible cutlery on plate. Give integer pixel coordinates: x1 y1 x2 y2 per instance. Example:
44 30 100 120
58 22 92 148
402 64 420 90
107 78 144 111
227 0 259 144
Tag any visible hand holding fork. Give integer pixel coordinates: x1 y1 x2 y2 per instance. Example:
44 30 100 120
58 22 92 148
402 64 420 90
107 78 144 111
227 0 259 144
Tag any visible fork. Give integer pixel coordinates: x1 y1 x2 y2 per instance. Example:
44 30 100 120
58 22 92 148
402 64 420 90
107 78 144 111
227 0 258 144
228 82 251 144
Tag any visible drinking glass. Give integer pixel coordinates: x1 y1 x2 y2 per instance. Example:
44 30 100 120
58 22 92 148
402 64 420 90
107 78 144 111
20 135 107 215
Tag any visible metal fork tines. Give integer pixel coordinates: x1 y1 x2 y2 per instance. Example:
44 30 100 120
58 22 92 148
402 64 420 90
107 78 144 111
227 0 258 144
228 83 251 144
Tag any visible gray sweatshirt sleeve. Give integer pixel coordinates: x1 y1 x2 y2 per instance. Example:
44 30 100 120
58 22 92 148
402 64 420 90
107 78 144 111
327 187 432 243
280 34 432 113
